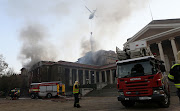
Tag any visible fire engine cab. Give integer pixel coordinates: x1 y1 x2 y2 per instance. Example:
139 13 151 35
116 40 170 108
29 81 65 99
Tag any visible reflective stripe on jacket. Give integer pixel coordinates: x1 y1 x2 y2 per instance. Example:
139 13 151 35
73 84 79 94
169 64 180 86
171 64 180 69
175 83 180 88
168 73 174 80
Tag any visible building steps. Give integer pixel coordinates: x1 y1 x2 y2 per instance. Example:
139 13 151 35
85 82 177 97
85 84 118 97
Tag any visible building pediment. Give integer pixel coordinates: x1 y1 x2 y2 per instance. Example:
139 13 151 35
124 18 180 46
134 28 173 41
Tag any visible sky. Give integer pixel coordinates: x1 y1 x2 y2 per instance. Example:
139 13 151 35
0 0 180 73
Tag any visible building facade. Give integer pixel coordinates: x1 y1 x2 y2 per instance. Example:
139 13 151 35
23 61 117 89
21 18 180 91
124 18 180 71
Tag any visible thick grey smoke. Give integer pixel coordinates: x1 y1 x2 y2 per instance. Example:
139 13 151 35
79 0 147 65
78 50 110 65
6 0 147 67
81 33 98 55
80 0 147 45
18 24 57 69
81 38 91 56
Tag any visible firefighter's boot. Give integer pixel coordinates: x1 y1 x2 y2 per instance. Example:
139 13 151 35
76 104 81 108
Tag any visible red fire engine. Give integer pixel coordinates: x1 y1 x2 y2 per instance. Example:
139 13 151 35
116 41 170 108
29 81 65 99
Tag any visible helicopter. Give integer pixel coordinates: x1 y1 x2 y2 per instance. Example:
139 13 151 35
85 6 97 19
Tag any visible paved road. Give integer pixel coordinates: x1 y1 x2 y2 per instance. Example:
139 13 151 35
79 96 180 111
0 96 180 111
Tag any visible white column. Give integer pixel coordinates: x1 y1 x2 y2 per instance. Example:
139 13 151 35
89 70 91 84
69 68 72 86
99 71 102 83
147 44 152 55
83 70 85 85
170 37 178 62
76 69 79 81
110 69 113 84
158 42 165 62
105 70 107 83
94 71 97 84
158 42 167 71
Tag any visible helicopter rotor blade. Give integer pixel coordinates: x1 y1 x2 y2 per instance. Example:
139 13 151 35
85 6 92 13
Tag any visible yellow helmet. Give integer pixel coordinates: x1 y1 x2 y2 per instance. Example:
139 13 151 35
74 81 79 85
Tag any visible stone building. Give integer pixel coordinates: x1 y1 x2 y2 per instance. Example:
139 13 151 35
27 61 116 86
21 50 117 92
124 18 180 71
21 18 180 92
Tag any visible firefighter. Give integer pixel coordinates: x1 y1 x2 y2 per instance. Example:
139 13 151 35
168 51 180 102
131 64 144 76
73 81 81 108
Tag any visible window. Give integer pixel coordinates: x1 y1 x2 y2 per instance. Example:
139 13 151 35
117 61 153 78
58 67 62 73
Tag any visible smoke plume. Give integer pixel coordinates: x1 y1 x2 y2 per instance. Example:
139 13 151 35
79 0 147 65
86 0 147 44
78 50 110 66
5 0 148 68
18 24 57 69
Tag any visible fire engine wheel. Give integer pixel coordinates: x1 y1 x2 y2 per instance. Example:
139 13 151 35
47 93 52 99
31 94 36 99
158 93 170 108
121 101 135 107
